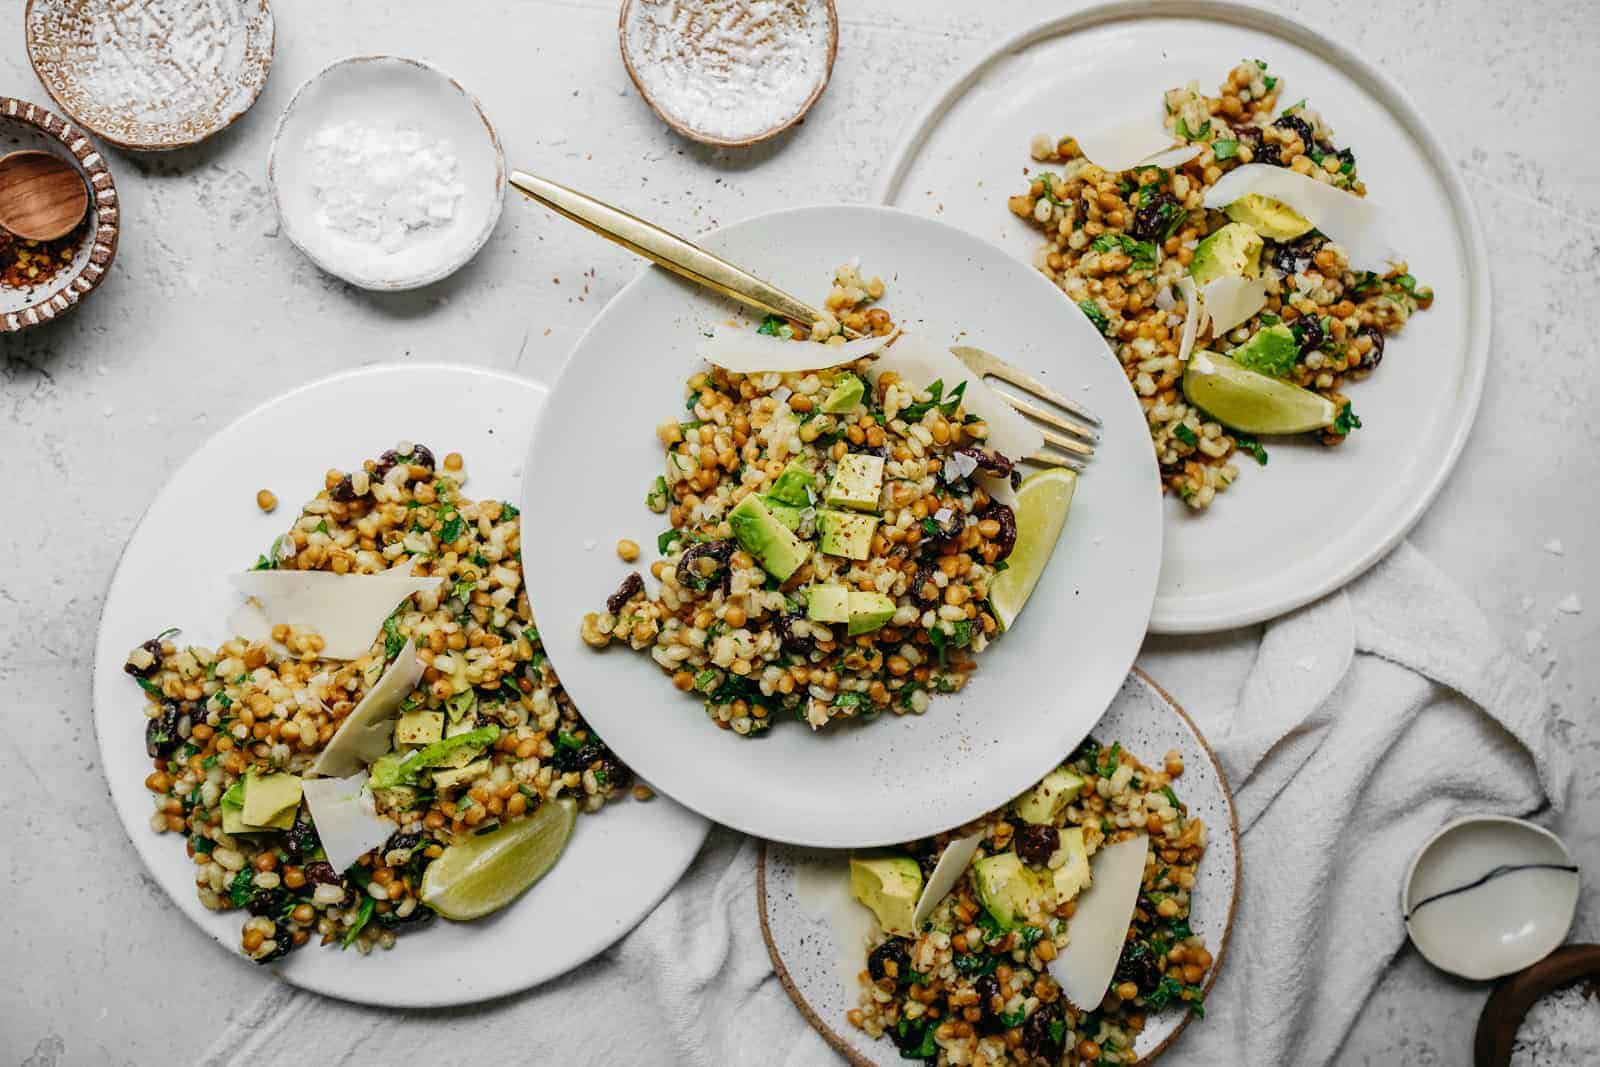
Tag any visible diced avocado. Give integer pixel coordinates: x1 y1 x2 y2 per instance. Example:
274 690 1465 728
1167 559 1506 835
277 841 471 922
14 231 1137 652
847 591 897 636
369 751 417 790
849 853 923 937
430 757 491 792
371 784 419 812
762 496 804 532
445 715 479 739
1229 322 1299 378
1224 193 1313 241
241 772 302 830
824 453 885 512
1189 222 1263 287
767 461 816 507
1015 767 1086 825
728 494 810 581
817 509 877 560
973 852 1049 930
219 780 252 835
806 584 851 624
444 690 476 723
1049 828 1092 905
395 709 445 746
821 373 866 413
416 725 501 771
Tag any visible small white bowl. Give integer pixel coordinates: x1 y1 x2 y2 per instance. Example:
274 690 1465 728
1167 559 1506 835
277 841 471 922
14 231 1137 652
1403 815 1581 981
268 55 505 291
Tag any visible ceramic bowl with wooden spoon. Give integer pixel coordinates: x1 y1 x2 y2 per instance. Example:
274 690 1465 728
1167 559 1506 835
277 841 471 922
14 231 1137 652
0 149 87 240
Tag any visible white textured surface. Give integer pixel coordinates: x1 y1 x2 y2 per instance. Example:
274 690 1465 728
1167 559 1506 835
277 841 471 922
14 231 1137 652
0 1 1595 1064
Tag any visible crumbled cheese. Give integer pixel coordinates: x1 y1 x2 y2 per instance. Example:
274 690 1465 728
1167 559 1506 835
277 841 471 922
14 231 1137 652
1511 985 1600 1067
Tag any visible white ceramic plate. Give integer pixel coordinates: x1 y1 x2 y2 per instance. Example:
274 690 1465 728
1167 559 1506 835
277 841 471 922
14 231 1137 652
521 204 1162 848
875 0 1489 634
759 669 1240 1065
1403 815 1581 981
92 364 709 1007
269 56 506 291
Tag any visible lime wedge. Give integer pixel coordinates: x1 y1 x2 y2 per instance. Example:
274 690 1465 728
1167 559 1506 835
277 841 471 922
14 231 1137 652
1182 352 1336 434
990 467 1077 631
419 796 577 921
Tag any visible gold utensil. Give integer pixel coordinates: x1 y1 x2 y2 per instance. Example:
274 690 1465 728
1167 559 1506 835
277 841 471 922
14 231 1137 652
509 170 1099 464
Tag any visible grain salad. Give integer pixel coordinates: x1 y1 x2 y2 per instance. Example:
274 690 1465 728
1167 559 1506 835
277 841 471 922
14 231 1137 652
852 738 1212 1066
125 444 635 962
1009 60 1434 509
582 267 1034 736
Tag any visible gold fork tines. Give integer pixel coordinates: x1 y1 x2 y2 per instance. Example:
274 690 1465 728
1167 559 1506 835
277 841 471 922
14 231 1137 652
949 345 1099 469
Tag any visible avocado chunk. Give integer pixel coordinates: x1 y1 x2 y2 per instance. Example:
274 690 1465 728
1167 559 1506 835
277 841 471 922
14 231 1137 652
973 852 1049 930
1229 322 1299 378
767 461 816 507
729 494 810 581
241 772 302 830
371 783 419 812
847 591 897 636
1189 222 1263 287
1224 193 1313 241
1049 828 1093 905
849 853 923 937
370 725 502 788
1015 767 1086 825
395 709 445 746
821 373 866 413
817 509 878 560
430 757 491 792
762 496 805 532
824 453 885 512
806 584 851 624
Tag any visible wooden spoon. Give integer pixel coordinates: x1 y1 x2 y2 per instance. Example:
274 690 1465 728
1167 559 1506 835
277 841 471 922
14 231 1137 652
0 150 88 241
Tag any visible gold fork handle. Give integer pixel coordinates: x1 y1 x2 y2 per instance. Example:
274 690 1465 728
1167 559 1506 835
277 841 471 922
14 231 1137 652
509 170 849 336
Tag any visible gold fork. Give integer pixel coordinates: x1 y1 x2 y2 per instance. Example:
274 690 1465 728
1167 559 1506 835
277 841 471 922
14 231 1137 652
509 170 1100 467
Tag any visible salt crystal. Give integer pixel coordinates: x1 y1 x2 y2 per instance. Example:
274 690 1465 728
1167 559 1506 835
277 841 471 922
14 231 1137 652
307 121 464 253
583 540 598 551
1511 984 1600 1067
1556 594 1582 615
1295 657 1317 672
1517 596 1536 613
1523 629 1546 655
1543 539 1565 556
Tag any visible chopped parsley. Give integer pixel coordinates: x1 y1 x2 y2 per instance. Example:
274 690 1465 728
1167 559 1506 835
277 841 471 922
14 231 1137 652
227 868 255 908
1037 171 1069 207
899 378 968 422
342 896 376 948
952 952 999 977
1174 115 1212 142
1331 403 1362 436
500 502 520 520
439 511 465 544
658 528 685 555
1172 423 1198 447
1280 98 1307 117
1096 741 1122 778
1090 232 1159 272
382 615 406 661
1212 138 1240 161
1077 299 1112 335
1232 433 1269 466
757 314 794 339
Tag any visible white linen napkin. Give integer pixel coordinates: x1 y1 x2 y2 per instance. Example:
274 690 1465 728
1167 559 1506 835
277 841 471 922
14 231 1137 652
201 543 1569 1066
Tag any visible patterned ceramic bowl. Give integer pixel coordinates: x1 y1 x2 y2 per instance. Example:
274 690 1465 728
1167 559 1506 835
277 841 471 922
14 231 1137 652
25 0 275 151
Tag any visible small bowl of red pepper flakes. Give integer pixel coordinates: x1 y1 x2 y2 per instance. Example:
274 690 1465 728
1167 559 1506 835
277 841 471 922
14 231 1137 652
0 96 118 333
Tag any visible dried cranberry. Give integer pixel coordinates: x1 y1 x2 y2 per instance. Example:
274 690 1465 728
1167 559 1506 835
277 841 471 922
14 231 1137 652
606 572 645 614
1013 824 1060 867
675 539 734 593
1254 142 1283 167
775 611 814 655
1131 190 1182 241
374 444 435 482
144 702 185 758
283 812 321 860
246 887 287 917
910 562 940 605
867 937 912 983
1273 113 1315 149
124 637 164 678
975 973 1005 1031
1270 233 1324 276
981 504 1017 563
1020 1000 1065 1062
1294 314 1325 354
594 752 634 792
1230 124 1263 149
1114 941 1161 996
955 446 1016 482
383 831 422 855
374 903 436 929
253 935 294 964
329 474 359 502
301 861 341 887
1356 325 1386 370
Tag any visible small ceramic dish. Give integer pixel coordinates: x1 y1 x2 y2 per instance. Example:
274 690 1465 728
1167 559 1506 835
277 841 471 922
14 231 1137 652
25 0 275 151
268 56 506 291
0 96 117 332
619 0 838 147
1473 943 1600 1066
1403 815 1581 981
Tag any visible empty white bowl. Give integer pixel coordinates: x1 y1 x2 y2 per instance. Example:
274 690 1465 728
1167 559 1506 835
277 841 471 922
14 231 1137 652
268 55 505 290
1403 815 1581 981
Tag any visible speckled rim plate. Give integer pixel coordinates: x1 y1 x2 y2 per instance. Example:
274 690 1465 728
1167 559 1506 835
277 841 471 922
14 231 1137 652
520 203 1162 848
26 0 275 151
92 363 709 1007
875 0 1491 635
758 667 1239 1065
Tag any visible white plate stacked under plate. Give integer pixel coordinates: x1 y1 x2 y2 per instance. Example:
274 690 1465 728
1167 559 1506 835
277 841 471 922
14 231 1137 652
876 0 1490 634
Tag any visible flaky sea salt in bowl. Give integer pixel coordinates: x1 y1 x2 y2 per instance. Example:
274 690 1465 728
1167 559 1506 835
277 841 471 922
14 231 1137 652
268 56 506 291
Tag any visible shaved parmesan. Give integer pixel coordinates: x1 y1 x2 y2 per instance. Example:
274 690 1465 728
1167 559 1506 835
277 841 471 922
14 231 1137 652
697 328 896 373
1176 277 1201 362
1069 109 1191 174
1200 275 1269 337
911 832 985 930
232 569 443 662
874 336 1044 462
310 639 425 778
301 771 395 872
1046 835 1150 1010
1203 165 1397 267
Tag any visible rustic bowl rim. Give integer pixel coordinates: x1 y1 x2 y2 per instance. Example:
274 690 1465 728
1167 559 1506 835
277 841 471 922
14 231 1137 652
1472 942 1600 1067
265 53 508 292
617 0 839 149
0 95 118 334
24 0 276 152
